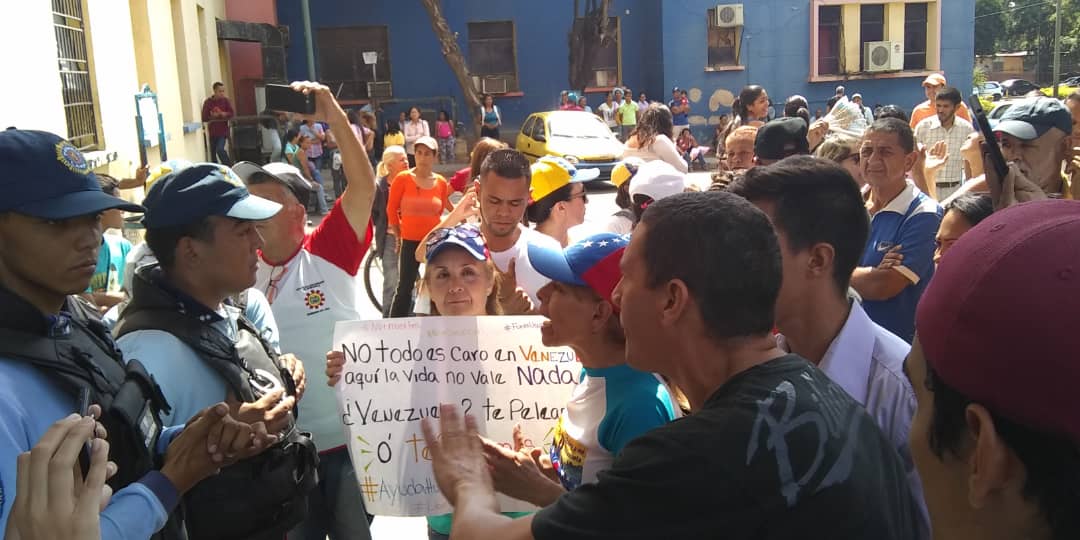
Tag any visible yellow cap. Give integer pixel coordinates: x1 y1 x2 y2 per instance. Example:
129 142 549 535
145 159 194 191
610 157 644 188
529 156 599 203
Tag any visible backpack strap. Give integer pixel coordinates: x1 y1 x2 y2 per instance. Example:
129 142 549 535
0 328 105 394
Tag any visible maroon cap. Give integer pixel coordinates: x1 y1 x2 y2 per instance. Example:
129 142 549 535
916 199 1080 444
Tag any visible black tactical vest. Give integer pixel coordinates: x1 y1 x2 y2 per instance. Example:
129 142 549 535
0 287 181 539
115 266 318 540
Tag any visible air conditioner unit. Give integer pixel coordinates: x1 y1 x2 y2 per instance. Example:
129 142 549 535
481 77 509 94
714 4 744 27
863 41 904 72
366 81 393 98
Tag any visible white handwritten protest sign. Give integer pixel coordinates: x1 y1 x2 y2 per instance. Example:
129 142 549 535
333 316 581 516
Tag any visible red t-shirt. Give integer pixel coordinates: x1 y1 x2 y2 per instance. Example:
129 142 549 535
201 96 234 138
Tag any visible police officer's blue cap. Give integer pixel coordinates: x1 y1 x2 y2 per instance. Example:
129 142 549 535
0 129 144 219
142 162 282 228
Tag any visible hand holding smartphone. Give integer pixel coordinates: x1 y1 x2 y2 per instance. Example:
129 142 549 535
266 84 316 115
76 387 93 478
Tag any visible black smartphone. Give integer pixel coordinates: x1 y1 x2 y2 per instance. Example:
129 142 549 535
266 84 316 115
77 387 93 477
968 94 1008 199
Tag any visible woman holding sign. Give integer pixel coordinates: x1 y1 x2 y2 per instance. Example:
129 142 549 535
327 223 528 539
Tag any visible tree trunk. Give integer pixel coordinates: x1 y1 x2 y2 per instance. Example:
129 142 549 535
420 0 483 144
569 0 613 92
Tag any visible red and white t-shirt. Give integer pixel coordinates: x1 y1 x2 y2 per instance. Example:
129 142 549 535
254 199 372 452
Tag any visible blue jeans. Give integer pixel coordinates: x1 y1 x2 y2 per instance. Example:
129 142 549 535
379 241 400 318
428 529 450 540
210 136 232 165
286 448 373 540
307 162 330 214
684 151 706 171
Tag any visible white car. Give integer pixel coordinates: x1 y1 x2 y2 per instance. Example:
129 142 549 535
974 82 1003 101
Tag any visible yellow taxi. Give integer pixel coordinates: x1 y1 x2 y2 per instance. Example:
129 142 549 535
515 111 623 181
1041 77 1080 98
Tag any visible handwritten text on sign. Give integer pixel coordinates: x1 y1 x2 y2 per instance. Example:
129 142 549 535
333 316 581 516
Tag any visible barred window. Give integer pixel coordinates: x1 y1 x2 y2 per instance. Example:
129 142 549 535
468 21 519 93
53 0 99 150
573 16 620 88
316 26 391 101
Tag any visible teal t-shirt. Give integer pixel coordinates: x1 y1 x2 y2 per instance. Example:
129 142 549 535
87 234 132 294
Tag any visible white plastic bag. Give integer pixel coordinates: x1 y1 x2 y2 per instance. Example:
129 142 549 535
823 96 870 138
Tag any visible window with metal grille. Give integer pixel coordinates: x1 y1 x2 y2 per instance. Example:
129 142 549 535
315 26 391 101
574 16 620 88
468 21 518 93
859 4 885 72
53 0 99 150
904 3 928 70
706 7 743 68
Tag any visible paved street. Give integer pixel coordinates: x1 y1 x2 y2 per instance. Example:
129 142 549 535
335 163 713 539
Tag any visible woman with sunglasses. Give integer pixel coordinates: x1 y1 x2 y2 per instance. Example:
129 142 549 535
326 224 531 539
526 157 593 248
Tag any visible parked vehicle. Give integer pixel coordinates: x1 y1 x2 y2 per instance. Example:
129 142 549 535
515 111 622 181
987 101 1017 129
974 82 1004 101
1001 79 1041 97
1040 77 1080 98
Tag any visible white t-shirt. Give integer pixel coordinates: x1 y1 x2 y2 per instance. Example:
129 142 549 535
597 102 617 128
621 134 689 173
253 199 372 452
489 225 561 305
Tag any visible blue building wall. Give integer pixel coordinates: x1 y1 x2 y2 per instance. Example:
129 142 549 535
278 0 663 136
660 0 975 140
277 0 974 142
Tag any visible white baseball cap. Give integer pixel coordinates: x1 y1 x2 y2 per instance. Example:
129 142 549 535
629 160 687 202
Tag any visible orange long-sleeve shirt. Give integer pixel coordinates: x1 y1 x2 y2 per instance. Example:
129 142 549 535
909 100 972 129
386 171 452 241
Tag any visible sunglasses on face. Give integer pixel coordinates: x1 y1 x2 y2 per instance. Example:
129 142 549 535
567 190 589 203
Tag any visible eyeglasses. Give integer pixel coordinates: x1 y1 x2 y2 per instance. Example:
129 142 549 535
425 225 483 248
264 265 287 304
568 189 588 204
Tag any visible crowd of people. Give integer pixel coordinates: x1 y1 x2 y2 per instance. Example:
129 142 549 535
2 69 1079 540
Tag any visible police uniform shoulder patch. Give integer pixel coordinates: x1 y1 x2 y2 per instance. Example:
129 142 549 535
55 141 90 175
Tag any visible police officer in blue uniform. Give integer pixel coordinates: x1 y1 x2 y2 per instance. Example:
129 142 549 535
0 129 276 539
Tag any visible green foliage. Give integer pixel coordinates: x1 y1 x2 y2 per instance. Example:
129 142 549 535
973 66 988 87
976 0 1080 84
975 0 1005 56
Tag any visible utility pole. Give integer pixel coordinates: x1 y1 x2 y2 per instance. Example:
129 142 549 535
1053 0 1062 97
301 0 316 81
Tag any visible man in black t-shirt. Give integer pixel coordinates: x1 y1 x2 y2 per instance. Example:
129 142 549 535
421 192 918 540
